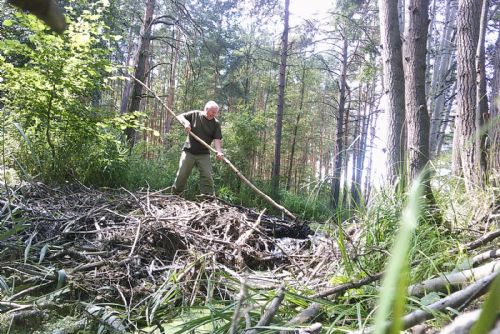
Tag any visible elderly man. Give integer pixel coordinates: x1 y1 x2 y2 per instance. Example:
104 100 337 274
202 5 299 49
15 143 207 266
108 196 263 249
172 101 224 196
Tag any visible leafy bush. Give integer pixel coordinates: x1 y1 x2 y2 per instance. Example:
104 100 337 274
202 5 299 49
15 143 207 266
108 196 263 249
0 0 129 185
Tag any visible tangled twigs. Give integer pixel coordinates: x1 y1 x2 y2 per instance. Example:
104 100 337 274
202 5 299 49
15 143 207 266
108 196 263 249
0 182 317 309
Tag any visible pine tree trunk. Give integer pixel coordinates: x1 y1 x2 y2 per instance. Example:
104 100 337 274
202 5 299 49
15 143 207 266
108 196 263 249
474 0 489 184
378 0 406 186
164 25 181 145
429 0 456 157
125 0 156 148
403 0 431 182
490 24 500 184
271 0 290 197
452 0 482 189
286 66 306 191
331 36 348 208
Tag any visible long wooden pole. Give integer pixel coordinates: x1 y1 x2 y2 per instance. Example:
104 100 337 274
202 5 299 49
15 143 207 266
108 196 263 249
129 75 297 220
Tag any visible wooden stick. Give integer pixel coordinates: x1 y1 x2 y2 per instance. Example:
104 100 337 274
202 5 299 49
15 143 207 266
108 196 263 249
357 271 499 333
401 271 499 330
463 229 500 251
246 285 286 334
408 260 500 296
129 75 296 220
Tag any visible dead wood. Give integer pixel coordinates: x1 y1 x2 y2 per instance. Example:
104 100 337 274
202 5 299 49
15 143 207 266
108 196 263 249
278 302 323 334
246 285 286 334
463 229 500 251
402 271 499 331
0 182 319 313
358 271 499 333
312 229 500 300
81 302 128 333
408 260 500 296
472 249 500 266
439 309 499 334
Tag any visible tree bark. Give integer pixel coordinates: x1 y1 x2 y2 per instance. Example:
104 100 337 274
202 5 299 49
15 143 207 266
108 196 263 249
429 0 457 157
271 0 290 197
164 25 181 145
490 24 500 183
403 0 431 183
331 35 348 209
286 66 306 192
452 0 482 189
475 0 489 184
125 0 156 148
378 0 406 187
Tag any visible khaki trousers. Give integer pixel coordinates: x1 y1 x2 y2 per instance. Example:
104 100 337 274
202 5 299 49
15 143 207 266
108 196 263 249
172 151 214 195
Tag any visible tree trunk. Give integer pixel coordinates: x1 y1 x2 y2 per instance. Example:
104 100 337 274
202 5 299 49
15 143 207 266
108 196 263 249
490 24 500 184
474 0 489 184
125 0 156 148
331 35 348 209
164 25 181 145
403 0 431 183
429 0 457 157
452 0 482 190
378 0 406 187
271 0 290 197
286 66 306 191
350 97 361 206
119 25 138 115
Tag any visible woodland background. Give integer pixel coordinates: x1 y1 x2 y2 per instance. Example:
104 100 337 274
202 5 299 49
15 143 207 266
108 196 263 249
0 0 500 333
0 0 498 214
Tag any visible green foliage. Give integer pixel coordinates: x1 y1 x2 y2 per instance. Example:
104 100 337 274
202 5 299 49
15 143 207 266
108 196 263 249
0 0 132 185
281 190 331 221
120 146 180 190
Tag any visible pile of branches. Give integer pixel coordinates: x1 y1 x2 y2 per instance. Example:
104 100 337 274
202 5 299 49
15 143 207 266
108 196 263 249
1 182 499 333
0 182 340 325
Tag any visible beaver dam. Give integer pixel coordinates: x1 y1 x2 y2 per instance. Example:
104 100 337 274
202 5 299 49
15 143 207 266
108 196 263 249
1 182 499 333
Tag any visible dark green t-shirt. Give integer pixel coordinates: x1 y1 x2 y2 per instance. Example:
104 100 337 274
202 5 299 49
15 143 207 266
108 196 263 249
181 110 222 154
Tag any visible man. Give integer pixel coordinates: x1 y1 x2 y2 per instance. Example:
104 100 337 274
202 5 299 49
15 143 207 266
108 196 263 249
172 101 224 196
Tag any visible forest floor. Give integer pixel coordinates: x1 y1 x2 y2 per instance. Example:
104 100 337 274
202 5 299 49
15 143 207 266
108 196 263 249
0 182 499 333
0 182 340 333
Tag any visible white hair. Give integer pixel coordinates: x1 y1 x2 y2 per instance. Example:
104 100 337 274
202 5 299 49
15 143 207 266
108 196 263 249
204 101 219 111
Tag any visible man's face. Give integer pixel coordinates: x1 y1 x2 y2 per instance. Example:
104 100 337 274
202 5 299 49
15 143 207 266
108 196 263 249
205 106 219 120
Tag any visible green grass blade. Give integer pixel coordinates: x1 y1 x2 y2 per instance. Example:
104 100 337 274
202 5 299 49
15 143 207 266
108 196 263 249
24 231 37 264
57 269 66 289
0 223 27 241
13 122 40 167
373 176 423 334
38 244 48 264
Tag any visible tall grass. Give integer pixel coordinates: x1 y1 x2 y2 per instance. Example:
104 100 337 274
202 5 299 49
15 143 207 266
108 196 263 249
372 176 423 334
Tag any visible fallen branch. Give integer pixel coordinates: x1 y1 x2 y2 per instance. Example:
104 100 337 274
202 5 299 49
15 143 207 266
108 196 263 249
246 285 286 334
440 309 481 334
313 230 500 300
313 272 384 299
472 249 500 266
408 260 500 296
463 229 500 251
440 309 500 334
279 302 323 334
358 271 499 333
401 271 499 330
81 302 128 333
